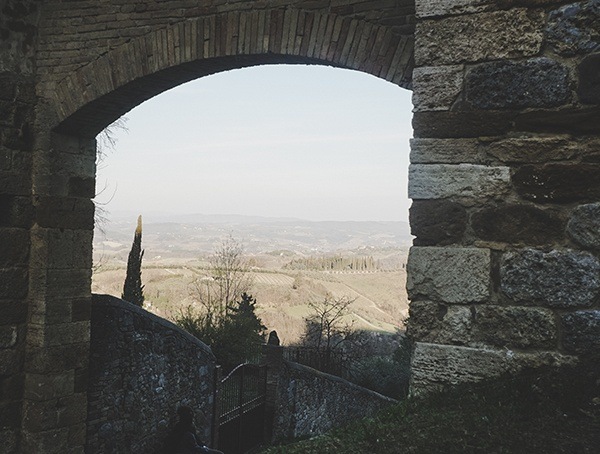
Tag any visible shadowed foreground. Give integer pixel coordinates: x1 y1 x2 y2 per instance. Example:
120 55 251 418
261 359 600 454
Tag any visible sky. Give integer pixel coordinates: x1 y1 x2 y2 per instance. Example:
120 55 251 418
95 64 414 222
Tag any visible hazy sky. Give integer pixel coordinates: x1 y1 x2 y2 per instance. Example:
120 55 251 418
95 64 414 222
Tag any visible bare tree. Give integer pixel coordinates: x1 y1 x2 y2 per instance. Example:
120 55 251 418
190 235 253 324
94 117 128 233
302 294 356 351
96 116 128 164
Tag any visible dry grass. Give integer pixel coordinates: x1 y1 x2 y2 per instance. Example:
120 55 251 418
261 361 600 454
92 257 409 344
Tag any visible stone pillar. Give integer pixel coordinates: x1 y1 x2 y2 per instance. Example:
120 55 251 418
0 75 35 454
408 0 599 393
262 344 284 443
0 5 39 447
20 133 96 452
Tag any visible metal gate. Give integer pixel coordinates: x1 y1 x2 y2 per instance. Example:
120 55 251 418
212 363 268 454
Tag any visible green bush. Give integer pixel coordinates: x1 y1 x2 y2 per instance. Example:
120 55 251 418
175 292 266 370
346 335 412 399
348 355 409 399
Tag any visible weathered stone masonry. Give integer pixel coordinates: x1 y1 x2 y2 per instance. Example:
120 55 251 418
408 0 600 392
0 0 598 452
87 295 216 454
263 345 396 442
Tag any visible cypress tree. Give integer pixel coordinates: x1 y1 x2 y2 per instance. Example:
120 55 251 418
122 215 145 306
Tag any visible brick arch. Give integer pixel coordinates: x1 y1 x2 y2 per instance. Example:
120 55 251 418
53 9 413 137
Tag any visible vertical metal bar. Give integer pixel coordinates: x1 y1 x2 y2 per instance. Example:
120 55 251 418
237 366 244 453
211 365 222 449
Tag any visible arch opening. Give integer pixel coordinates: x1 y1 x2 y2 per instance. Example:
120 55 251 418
91 63 414 341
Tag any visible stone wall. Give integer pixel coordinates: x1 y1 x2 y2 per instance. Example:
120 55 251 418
87 294 216 454
407 0 600 392
264 346 396 442
0 1 39 451
36 0 415 137
0 0 599 451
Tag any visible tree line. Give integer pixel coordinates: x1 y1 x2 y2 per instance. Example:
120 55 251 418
284 255 379 272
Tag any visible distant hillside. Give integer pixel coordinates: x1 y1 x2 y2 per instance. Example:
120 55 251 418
94 213 413 259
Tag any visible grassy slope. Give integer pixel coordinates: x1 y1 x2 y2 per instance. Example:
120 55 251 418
261 362 600 454
92 264 408 344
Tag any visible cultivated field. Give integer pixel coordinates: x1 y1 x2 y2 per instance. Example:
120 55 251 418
93 216 411 344
92 256 409 345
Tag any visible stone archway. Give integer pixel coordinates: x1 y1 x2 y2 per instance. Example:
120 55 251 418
17 3 416 452
1 0 598 452
44 7 415 137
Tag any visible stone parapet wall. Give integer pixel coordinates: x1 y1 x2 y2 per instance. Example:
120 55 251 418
266 347 396 442
407 0 600 392
87 294 216 454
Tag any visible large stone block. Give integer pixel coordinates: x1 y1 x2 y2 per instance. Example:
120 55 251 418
0 195 34 228
0 325 17 348
22 394 86 433
485 136 577 163
415 9 544 66
0 148 10 171
408 301 473 344
501 248 600 307
50 133 95 157
28 296 74 326
474 305 557 349
0 401 21 431
68 176 95 198
465 58 570 109
28 269 92 300
71 298 92 323
416 0 494 18
410 138 483 164
412 111 513 138
24 372 75 401
412 65 463 111
578 53 600 104
44 321 90 348
409 164 511 199
0 373 24 401
25 343 89 374
0 228 29 267
567 203 600 250
562 310 600 354
408 302 557 349
0 349 23 376
409 200 467 246
35 196 94 230
547 1 600 56
67 422 87 448
20 427 70 454
407 247 490 303
0 170 30 195
30 228 93 270
513 105 600 135
1 300 28 324
471 204 564 245
0 268 28 299
416 0 561 18
410 342 577 393
0 429 17 453
512 163 600 203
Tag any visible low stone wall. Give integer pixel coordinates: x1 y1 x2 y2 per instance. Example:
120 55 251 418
86 294 216 454
268 347 396 441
